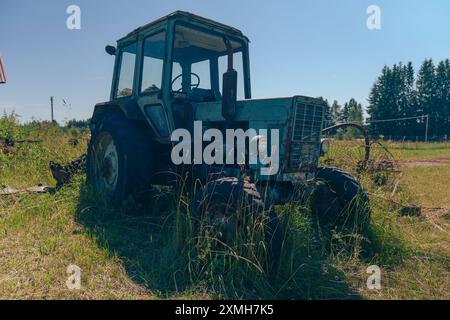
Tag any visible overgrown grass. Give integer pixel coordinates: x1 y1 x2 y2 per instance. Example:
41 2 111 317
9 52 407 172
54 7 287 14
385 141 450 159
0 114 449 299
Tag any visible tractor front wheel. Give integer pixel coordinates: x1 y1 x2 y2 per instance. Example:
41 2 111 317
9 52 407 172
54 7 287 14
198 177 284 269
310 167 370 232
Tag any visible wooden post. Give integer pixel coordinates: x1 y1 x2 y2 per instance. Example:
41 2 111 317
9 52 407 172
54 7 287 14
425 115 429 142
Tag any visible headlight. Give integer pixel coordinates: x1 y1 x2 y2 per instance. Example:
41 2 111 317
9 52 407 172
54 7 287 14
250 135 268 155
320 138 330 155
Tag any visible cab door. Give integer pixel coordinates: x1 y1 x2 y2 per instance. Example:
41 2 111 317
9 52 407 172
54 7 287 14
136 31 171 142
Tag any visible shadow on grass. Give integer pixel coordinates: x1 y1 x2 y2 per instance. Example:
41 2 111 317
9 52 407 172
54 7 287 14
75 183 364 299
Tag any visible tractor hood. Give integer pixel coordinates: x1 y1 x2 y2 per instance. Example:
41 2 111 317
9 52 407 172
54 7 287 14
193 96 326 180
194 97 293 122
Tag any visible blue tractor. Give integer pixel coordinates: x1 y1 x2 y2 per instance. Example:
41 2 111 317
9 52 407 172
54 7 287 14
87 12 369 243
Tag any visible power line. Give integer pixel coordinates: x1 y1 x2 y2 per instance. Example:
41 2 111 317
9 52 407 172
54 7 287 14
331 115 431 142
364 114 429 142
365 115 428 124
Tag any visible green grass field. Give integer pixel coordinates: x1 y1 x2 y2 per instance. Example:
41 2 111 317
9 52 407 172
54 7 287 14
388 141 450 160
1 115 449 300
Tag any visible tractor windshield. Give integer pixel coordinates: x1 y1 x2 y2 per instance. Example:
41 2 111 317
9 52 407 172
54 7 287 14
171 24 245 100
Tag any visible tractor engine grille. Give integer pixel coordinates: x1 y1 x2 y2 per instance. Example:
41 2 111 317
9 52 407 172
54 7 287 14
289 102 324 170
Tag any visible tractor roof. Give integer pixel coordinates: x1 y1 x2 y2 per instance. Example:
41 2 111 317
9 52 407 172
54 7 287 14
119 11 249 42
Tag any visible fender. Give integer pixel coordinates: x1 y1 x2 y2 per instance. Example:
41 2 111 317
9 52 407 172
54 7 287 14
90 99 168 143
91 98 146 124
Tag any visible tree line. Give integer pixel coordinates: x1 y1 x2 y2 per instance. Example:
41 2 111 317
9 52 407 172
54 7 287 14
368 59 450 139
322 58 450 140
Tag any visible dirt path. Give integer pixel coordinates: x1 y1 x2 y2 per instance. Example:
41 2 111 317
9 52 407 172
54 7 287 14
400 156 450 168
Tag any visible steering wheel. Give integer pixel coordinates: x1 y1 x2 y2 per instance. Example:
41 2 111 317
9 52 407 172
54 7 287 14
171 72 200 92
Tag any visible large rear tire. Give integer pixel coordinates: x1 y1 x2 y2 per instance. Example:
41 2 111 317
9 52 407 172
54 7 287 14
310 167 370 231
87 113 155 201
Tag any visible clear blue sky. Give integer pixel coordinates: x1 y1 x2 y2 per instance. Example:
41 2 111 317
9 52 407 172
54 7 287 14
1 0 450 122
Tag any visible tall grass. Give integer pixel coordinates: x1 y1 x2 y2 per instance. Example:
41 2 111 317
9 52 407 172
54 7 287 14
74 171 394 299
1 113 448 299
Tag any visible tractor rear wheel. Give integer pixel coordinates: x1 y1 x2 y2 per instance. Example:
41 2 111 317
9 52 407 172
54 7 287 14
87 113 155 201
310 167 370 232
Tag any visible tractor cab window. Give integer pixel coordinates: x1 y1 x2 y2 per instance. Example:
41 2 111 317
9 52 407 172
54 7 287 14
116 43 137 98
191 59 211 90
171 24 244 101
141 31 166 94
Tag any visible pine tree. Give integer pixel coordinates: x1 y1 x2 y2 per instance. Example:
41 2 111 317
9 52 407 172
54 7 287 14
317 97 332 128
404 62 418 137
446 59 450 136
416 59 437 137
368 65 398 137
330 100 342 125
342 98 363 138
405 62 416 104
435 59 450 136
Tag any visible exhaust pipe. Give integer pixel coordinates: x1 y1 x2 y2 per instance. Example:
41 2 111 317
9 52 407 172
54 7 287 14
221 37 237 121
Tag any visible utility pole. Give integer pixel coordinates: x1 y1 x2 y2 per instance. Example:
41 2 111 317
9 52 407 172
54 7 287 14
425 114 429 143
50 96 54 123
0 52 6 84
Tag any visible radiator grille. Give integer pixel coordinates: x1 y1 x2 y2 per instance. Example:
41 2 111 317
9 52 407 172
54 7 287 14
290 102 324 169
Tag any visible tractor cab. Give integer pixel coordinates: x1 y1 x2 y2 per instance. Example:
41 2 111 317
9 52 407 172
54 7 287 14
100 11 251 141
